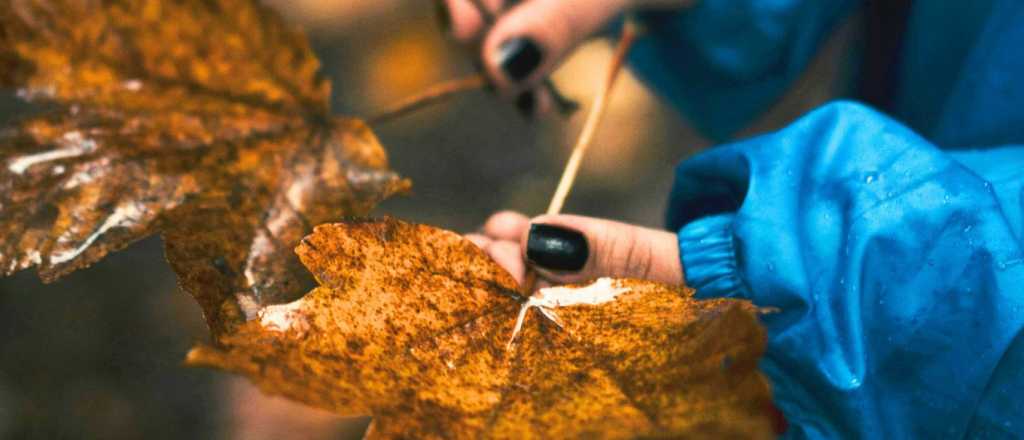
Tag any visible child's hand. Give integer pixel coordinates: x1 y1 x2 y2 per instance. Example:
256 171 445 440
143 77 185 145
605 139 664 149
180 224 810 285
437 0 695 113
466 211 684 287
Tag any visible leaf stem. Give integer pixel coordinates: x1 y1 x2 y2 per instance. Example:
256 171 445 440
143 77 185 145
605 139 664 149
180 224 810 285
369 0 580 124
367 74 488 125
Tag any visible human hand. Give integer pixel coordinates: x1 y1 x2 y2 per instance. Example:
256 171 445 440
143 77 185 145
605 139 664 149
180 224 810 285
466 211 684 288
436 0 696 114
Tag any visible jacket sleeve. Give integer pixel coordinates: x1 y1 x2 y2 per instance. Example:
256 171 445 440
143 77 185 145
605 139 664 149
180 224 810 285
666 101 1024 438
625 0 858 141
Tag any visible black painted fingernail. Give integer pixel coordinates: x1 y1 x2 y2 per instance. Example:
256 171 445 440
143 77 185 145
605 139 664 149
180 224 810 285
516 91 535 118
527 224 588 272
498 38 543 82
434 0 450 33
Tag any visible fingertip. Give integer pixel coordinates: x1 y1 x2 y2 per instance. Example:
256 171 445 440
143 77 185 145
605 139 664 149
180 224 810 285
481 6 558 93
481 0 624 93
484 240 527 284
523 214 685 285
444 0 497 42
483 210 529 241
520 214 557 249
465 233 492 249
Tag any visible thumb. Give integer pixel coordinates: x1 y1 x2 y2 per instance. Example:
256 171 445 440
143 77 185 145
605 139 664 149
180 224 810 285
481 0 631 95
521 214 684 286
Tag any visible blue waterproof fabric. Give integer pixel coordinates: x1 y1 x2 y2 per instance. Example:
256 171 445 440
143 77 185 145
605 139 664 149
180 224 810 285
666 103 1024 438
623 1 1024 437
629 0 1024 147
627 0 857 141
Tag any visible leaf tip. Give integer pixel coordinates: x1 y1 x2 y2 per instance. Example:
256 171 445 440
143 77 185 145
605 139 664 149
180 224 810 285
183 344 229 369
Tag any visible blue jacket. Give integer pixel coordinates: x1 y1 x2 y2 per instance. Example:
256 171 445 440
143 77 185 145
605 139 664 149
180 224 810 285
628 1 1024 438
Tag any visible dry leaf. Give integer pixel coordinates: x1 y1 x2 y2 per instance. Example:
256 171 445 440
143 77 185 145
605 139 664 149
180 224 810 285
187 218 775 439
0 0 409 333
2 3 775 436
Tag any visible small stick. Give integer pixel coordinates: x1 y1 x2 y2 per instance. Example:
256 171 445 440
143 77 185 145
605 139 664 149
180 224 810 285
546 23 637 215
367 74 488 125
519 20 640 296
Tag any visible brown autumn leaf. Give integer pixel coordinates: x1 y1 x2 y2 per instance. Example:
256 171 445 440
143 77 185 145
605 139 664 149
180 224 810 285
186 217 775 439
0 0 409 333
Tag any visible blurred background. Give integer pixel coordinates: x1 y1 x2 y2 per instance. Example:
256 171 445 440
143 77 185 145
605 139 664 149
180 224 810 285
0 1 854 438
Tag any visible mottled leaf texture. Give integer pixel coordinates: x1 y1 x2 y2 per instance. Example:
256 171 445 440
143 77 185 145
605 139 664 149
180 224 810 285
0 0 409 333
187 218 775 439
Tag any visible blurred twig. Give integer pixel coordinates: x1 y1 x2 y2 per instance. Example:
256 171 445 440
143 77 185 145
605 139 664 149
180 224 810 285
367 0 578 124
367 74 487 125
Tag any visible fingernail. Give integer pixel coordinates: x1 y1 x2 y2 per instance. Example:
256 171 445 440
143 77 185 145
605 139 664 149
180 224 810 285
498 38 543 82
434 0 450 33
527 224 588 272
515 91 535 118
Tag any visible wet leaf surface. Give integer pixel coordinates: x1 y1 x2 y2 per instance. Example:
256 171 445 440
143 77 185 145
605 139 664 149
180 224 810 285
0 0 409 334
187 218 775 439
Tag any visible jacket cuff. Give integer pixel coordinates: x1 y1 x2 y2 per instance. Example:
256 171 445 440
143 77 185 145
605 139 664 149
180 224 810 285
677 213 749 299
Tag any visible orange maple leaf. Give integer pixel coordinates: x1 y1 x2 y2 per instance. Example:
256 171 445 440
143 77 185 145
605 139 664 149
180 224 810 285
0 0 409 335
187 218 776 439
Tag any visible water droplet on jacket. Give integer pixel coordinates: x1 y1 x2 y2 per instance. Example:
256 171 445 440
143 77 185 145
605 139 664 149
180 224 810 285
943 194 951 204
766 262 775 272
963 224 973 233
864 172 878 184
839 277 845 286
998 258 1023 270
849 377 861 387
983 181 992 190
